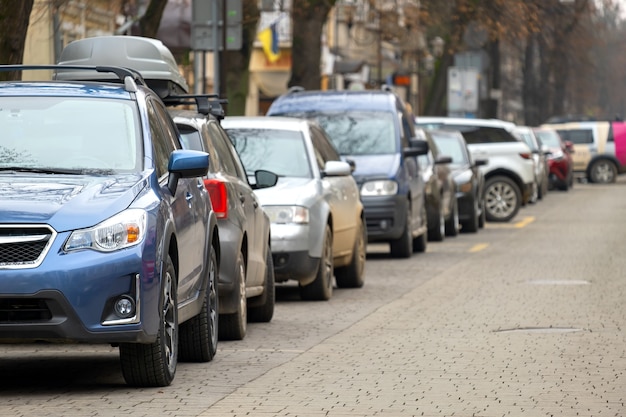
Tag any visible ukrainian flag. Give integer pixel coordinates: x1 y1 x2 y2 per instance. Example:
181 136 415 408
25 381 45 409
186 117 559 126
258 23 280 63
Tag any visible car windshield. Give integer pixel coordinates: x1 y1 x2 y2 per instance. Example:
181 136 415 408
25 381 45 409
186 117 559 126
515 130 538 151
0 97 141 173
430 134 468 165
534 130 561 147
280 111 396 155
417 123 517 144
226 128 312 178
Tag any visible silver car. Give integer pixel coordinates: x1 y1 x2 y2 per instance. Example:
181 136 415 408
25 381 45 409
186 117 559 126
222 116 366 301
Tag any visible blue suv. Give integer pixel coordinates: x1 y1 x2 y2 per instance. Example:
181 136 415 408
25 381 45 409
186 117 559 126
266 87 429 258
0 63 220 387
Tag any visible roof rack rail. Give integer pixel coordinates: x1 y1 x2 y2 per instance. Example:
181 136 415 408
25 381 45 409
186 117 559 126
162 94 229 120
0 64 144 92
287 86 305 94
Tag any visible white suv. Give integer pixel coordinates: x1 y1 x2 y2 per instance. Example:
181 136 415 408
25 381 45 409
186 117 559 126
416 117 535 222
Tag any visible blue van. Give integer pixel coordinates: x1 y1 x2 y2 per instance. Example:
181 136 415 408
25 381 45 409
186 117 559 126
266 87 429 258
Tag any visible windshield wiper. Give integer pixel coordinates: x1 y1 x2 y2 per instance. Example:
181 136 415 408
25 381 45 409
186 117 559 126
0 166 84 175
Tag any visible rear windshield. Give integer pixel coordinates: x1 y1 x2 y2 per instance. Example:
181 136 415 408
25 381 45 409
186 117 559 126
417 123 517 144
0 96 141 173
226 128 312 178
276 111 396 155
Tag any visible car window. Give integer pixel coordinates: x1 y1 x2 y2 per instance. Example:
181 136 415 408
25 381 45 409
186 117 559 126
301 111 396 155
207 122 240 177
211 123 248 181
430 134 468 165
516 130 538 150
310 124 341 162
226 128 312 178
534 129 561 147
418 123 517 144
556 128 594 144
148 99 179 177
0 96 140 172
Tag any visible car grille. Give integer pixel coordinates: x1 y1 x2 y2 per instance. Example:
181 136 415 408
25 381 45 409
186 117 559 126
0 225 56 269
0 298 52 322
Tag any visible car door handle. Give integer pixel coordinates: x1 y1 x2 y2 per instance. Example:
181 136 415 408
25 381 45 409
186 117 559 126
239 193 245 204
253 200 259 209
186 192 193 202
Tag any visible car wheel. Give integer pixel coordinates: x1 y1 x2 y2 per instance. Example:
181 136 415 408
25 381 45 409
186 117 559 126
589 159 617 184
218 251 246 340
247 246 275 323
484 176 521 222
300 225 333 301
478 198 486 228
335 217 366 288
412 203 428 253
445 198 459 236
179 244 218 362
390 204 412 258
462 197 479 233
427 201 445 242
119 254 178 387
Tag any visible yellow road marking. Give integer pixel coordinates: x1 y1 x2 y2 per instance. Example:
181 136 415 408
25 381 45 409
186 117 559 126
469 243 489 252
514 216 535 228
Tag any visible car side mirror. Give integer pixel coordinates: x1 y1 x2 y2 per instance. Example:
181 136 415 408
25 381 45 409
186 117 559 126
344 158 356 173
252 169 279 189
474 158 489 167
405 138 429 157
435 155 453 164
322 160 352 177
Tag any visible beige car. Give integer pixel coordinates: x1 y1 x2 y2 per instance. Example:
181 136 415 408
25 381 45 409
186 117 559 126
541 121 626 183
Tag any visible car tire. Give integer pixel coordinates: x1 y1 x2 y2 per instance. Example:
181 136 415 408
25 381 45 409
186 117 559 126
390 204 412 258
484 176 521 222
247 246 275 323
462 197 479 233
444 198 459 236
119 254 178 387
335 217 366 288
179 244 218 362
588 159 617 184
300 225 333 301
412 203 428 253
427 202 445 242
478 199 486 229
218 251 246 340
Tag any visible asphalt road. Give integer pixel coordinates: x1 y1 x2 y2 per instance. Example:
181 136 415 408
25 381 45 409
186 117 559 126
2 177 625 416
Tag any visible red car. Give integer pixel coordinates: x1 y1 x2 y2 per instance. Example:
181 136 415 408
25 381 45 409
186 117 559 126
533 127 575 191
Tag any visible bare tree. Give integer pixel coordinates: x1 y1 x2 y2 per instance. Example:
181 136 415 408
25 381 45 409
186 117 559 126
0 0 34 79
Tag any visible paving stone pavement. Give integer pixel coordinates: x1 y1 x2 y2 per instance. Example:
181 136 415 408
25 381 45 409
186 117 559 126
199 183 626 417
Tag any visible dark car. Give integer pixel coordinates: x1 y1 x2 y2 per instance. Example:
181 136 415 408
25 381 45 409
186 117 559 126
533 127 575 191
428 129 488 233
415 128 458 241
0 57 220 386
266 87 429 258
167 97 278 341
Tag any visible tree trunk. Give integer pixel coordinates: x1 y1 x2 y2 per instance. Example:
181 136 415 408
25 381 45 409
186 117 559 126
289 0 336 90
0 0 34 80
138 0 168 38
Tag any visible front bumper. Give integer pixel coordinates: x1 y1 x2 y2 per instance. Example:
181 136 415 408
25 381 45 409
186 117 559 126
269 223 320 283
361 194 408 243
0 232 161 344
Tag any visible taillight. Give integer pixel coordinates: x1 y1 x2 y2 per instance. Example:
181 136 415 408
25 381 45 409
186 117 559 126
519 152 532 159
203 179 228 219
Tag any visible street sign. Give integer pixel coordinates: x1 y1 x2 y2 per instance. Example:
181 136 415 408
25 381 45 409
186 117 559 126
191 0 242 51
447 67 479 117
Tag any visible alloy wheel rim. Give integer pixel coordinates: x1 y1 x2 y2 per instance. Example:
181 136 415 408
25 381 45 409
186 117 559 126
485 182 517 219
162 270 177 374
209 254 218 346
238 259 247 331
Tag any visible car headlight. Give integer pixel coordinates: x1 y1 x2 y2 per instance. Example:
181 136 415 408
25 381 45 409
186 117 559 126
360 180 398 196
64 209 147 252
263 206 309 224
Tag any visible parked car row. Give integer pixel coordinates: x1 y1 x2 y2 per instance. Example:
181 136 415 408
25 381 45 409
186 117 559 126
0 35 580 389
